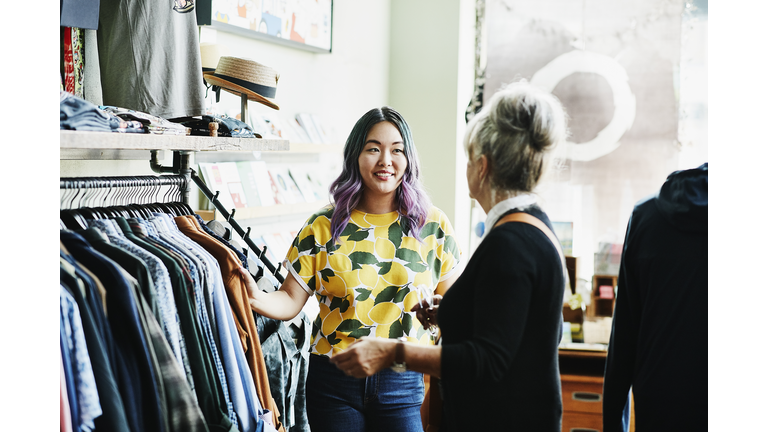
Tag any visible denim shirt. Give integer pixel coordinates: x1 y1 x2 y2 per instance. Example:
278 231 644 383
256 311 312 432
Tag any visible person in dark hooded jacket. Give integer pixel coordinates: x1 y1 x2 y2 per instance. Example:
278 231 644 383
602 163 708 432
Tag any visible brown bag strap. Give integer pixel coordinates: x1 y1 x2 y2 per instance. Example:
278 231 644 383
493 212 567 284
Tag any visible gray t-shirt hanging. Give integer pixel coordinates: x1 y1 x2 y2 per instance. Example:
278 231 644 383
97 0 206 119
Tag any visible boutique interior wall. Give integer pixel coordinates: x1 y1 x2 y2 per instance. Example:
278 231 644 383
60 0 476 254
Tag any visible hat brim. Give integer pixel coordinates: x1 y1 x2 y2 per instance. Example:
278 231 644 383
204 74 280 110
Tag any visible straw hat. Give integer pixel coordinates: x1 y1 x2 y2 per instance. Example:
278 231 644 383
200 43 230 75
204 56 280 110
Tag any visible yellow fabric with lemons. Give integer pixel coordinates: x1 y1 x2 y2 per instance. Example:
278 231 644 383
283 205 462 357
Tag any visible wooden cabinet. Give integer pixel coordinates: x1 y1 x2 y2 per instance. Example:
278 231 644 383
559 349 607 432
561 374 604 432
559 348 634 432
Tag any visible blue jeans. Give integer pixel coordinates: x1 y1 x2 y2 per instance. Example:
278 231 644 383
306 354 425 432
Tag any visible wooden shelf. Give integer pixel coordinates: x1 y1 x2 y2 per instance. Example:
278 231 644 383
212 201 328 220
283 142 344 153
60 130 289 152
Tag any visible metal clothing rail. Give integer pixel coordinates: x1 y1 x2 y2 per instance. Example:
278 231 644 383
190 169 285 283
60 173 285 284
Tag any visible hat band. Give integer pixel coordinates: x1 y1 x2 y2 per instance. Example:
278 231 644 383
202 67 216 73
212 73 277 98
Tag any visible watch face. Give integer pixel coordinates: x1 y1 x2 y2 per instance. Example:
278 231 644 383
391 363 407 373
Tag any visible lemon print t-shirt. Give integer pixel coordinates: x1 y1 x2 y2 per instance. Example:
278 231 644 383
283 205 462 357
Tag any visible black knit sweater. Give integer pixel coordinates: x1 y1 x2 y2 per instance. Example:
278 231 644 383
439 205 565 431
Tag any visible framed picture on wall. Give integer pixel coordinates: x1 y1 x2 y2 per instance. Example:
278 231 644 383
197 0 333 53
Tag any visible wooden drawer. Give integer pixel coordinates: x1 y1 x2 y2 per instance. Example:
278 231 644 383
562 411 602 432
561 374 603 414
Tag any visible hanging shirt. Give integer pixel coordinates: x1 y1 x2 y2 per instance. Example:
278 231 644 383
61 254 132 432
60 230 164 432
152 213 265 432
175 215 283 432
60 285 103 432
86 219 185 372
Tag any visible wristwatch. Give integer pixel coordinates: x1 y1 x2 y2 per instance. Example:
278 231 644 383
391 337 407 373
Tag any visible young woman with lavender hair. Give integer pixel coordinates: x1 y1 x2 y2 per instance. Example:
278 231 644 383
243 106 463 431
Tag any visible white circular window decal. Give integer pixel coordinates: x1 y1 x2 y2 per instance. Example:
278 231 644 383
530 50 636 162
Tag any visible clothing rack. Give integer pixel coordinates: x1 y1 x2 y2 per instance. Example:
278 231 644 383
60 173 285 283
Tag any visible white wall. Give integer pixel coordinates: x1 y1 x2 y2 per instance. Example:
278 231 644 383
388 0 475 253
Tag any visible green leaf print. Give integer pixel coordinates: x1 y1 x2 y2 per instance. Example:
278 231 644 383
306 207 333 226
388 320 404 338
327 331 341 345
395 248 422 264
419 222 440 240
330 295 346 311
292 259 302 274
355 288 372 301
320 268 335 282
347 230 369 242
388 222 403 249
431 257 442 286
348 327 372 338
405 262 427 273
326 238 339 253
378 261 392 275
340 298 351 313
341 222 360 237
401 313 413 335
307 275 317 292
393 287 409 303
444 235 459 259
349 252 379 265
298 234 316 253
374 286 399 305
337 319 363 332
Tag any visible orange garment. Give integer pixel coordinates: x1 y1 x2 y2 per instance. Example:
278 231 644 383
174 215 284 431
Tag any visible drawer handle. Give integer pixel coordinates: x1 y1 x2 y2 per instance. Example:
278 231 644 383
571 391 602 402
569 429 599 432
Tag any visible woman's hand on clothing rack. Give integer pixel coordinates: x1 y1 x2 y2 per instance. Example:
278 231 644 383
240 267 310 321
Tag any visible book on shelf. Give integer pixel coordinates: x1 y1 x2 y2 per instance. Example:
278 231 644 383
267 167 302 205
216 162 248 209
248 161 278 206
274 166 306 203
265 167 289 205
305 170 330 202
197 162 237 212
287 117 312 143
248 113 278 139
235 161 264 207
289 166 322 202
310 113 332 144
260 113 300 142
295 113 324 144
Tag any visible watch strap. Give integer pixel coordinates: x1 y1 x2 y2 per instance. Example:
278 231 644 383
395 337 406 364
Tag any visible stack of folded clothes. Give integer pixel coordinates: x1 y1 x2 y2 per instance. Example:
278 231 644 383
181 114 259 138
100 106 191 136
60 91 145 133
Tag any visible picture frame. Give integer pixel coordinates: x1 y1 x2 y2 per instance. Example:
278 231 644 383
197 0 333 53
